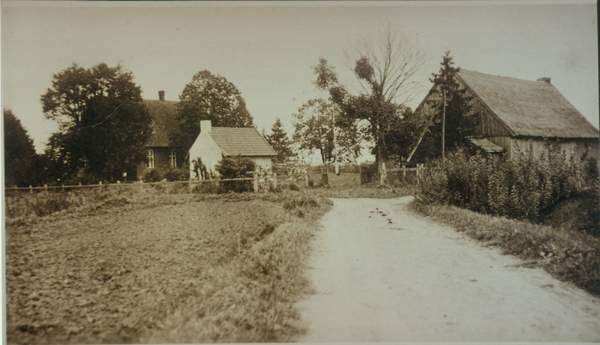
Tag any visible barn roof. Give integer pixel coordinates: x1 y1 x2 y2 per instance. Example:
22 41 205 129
209 127 276 157
457 70 599 139
469 138 505 153
144 99 180 147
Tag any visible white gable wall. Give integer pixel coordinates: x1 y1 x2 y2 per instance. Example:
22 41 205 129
189 131 223 179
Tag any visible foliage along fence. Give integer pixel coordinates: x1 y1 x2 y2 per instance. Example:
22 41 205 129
416 145 599 236
5 171 318 194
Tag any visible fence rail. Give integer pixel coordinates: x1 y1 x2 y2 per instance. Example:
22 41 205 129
5 172 313 193
6 164 424 193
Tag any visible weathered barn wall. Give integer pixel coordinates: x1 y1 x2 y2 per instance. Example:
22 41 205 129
488 136 599 160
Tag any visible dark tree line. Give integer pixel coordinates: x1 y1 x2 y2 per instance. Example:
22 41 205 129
4 64 258 186
4 109 40 187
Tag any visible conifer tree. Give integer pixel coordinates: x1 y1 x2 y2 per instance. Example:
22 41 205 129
411 51 479 161
266 118 295 164
4 109 39 186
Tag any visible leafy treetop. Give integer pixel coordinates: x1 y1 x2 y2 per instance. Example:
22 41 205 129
40 62 151 182
175 70 254 151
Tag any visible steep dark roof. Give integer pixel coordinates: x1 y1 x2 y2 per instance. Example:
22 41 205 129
457 70 598 138
209 127 276 156
144 99 179 147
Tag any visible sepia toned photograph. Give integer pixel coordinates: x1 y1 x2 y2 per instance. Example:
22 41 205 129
2 1 599 343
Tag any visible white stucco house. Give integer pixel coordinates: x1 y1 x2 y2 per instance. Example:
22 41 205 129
188 120 276 179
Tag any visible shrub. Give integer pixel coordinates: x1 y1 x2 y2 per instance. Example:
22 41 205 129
163 167 189 182
215 155 255 193
144 169 163 182
417 143 599 236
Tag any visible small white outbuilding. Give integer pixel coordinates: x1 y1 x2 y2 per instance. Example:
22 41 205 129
188 120 276 179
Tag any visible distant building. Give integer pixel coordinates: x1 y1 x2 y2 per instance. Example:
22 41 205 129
136 91 184 179
189 120 276 179
415 70 599 160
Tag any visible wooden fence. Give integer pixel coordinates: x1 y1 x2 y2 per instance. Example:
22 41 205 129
7 163 424 193
5 171 315 194
360 163 424 185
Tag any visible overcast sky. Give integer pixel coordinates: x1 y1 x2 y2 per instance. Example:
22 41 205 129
2 1 598 157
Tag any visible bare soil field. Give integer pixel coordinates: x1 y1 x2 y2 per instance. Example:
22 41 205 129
296 196 600 342
5 192 329 344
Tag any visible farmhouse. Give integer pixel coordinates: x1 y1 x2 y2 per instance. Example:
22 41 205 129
188 120 276 179
415 70 599 160
136 91 185 179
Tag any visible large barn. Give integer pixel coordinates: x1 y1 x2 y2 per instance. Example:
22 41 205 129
415 70 599 160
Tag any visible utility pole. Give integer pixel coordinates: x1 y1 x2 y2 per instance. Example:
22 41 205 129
442 86 446 160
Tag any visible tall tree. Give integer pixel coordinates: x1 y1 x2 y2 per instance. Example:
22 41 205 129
292 99 336 164
334 113 362 163
409 51 478 161
4 109 39 186
175 70 254 151
313 26 425 174
265 118 295 164
41 63 151 182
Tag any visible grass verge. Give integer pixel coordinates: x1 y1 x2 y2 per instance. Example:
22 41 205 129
411 200 600 296
140 193 332 343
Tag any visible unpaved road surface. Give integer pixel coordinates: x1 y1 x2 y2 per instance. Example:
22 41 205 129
296 197 600 342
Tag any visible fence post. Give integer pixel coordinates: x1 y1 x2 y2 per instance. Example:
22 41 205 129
61 184 65 193
359 166 363 185
305 170 309 187
253 171 259 193
215 176 220 189
44 184 48 194
273 173 277 189
29 185 33 194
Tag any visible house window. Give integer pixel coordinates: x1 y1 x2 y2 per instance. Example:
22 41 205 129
169 149 177 168
147 149 155 168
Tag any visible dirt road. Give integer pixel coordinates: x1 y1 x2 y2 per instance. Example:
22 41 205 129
296 197 600 342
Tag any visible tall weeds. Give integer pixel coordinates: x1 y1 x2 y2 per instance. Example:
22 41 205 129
417 143 599 236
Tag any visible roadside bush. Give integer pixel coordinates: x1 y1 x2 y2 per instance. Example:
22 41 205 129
216 155 255 193
417 143 599 235
282 195 321 210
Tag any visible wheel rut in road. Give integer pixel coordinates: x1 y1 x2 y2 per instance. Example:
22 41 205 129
295 196 600 342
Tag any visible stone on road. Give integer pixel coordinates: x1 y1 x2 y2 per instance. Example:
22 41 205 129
296 197 600 342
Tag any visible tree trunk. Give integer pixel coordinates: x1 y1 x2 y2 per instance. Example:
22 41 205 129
377 126 387 184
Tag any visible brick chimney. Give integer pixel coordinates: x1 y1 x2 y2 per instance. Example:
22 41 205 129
537 78 551 84
201 120 212 133
158 90 165 101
